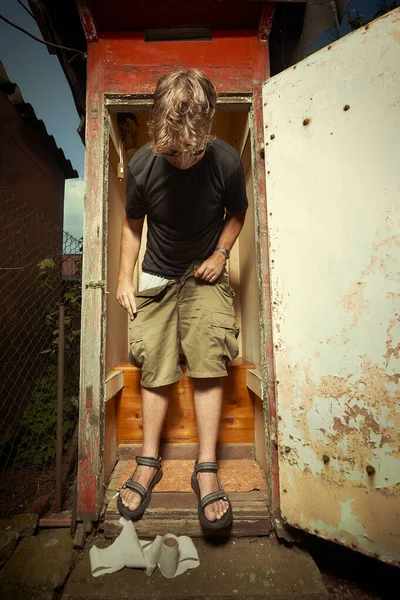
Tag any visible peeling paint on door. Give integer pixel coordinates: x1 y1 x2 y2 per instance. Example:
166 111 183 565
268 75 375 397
262 9 400 564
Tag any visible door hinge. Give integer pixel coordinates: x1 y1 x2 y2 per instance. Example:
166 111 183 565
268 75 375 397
86 280 106 289
91 102 98 119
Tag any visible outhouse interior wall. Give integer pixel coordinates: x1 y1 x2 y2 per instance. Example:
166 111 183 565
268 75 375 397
240 133 261 371
105 107 260 372
105 140 127 372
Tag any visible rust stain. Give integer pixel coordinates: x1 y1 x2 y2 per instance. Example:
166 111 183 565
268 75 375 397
384 318 400 375
280 470 400 563
280 469 342 528
317 373 353 399
389 24 400 44
340 281 369 340
351 485 400 555
360 255 378 278
373 234 400 251
316 357 397 452
278 347 399 561
276 357 296 410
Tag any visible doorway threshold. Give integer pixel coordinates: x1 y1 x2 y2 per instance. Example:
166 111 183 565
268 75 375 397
101 458 270 538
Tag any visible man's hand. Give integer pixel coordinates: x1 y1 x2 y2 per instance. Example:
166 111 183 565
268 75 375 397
116 280 137 320
194 251 226 282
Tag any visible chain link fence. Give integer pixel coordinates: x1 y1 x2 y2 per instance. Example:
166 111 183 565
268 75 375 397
0 184 82 519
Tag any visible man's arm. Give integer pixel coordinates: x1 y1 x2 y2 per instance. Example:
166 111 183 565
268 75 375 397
116 216 144 319
194 211 246 281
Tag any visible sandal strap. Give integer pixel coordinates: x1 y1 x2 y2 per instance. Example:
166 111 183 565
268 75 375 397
136 455 161 469
194 461 219 474
201 490 229 509
121 480 146 499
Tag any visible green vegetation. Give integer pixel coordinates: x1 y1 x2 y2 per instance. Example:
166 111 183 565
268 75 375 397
16 258 81 466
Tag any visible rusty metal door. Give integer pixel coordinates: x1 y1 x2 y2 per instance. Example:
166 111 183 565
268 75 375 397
262 9 400 564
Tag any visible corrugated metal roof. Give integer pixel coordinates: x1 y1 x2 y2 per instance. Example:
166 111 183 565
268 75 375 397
0 60 78 179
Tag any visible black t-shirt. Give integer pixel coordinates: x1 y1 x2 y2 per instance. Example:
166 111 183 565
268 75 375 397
125 138 248 278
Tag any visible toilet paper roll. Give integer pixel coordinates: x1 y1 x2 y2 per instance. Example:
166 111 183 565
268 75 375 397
158 535 179 578
90 518 200 579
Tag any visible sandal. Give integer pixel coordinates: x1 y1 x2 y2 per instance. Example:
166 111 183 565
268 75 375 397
117 455 163 520
191 460 233 530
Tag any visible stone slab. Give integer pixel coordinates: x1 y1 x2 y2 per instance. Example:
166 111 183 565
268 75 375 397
0 529 18 567
9 512 38 537
63 536 328 600
0 529 74 600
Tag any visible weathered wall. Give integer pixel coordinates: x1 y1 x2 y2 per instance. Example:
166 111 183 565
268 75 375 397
103 32 261 95
0 93 67 225
0 88 76 443
263 9 400 563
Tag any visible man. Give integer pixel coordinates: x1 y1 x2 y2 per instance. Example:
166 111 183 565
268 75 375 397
116 69 248 529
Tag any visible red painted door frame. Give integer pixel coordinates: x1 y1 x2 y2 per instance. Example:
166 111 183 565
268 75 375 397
78 38 107 521
78 29 279 521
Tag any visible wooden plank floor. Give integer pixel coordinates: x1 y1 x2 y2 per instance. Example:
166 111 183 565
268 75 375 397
102 458 270 538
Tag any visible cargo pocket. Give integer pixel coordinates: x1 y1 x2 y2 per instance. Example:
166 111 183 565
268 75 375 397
211 312 240 364
128 324 146 368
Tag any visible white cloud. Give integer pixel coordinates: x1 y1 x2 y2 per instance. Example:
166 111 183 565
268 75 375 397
64 178 85 240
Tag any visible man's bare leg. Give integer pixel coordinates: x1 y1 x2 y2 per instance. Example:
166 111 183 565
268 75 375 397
193 378 229 522
120 384 169 511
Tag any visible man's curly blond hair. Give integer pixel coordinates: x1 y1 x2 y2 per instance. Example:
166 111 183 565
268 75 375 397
148 69 217 155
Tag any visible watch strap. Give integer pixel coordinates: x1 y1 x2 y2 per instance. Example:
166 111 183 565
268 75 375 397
215 247 230 259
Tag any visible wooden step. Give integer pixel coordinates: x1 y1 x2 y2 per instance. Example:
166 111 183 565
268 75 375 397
102 491 270 538
113 358 256 445
102 458 270 538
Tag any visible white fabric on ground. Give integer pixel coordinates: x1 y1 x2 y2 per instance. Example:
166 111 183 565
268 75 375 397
89 517 200 578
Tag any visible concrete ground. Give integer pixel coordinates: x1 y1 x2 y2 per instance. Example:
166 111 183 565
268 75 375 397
63 535 329 600
1 525 399 600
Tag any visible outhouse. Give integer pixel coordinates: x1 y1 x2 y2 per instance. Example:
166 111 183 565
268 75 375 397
75 0 400 565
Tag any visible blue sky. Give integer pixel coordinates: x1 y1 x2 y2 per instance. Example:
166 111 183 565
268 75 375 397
0 0 85 239
308 0 388 53
0 0 392 240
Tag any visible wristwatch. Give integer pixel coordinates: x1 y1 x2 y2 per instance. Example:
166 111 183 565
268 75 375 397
215 247 230 260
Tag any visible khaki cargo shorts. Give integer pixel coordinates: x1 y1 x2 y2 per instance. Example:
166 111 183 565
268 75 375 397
128 262 239 388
